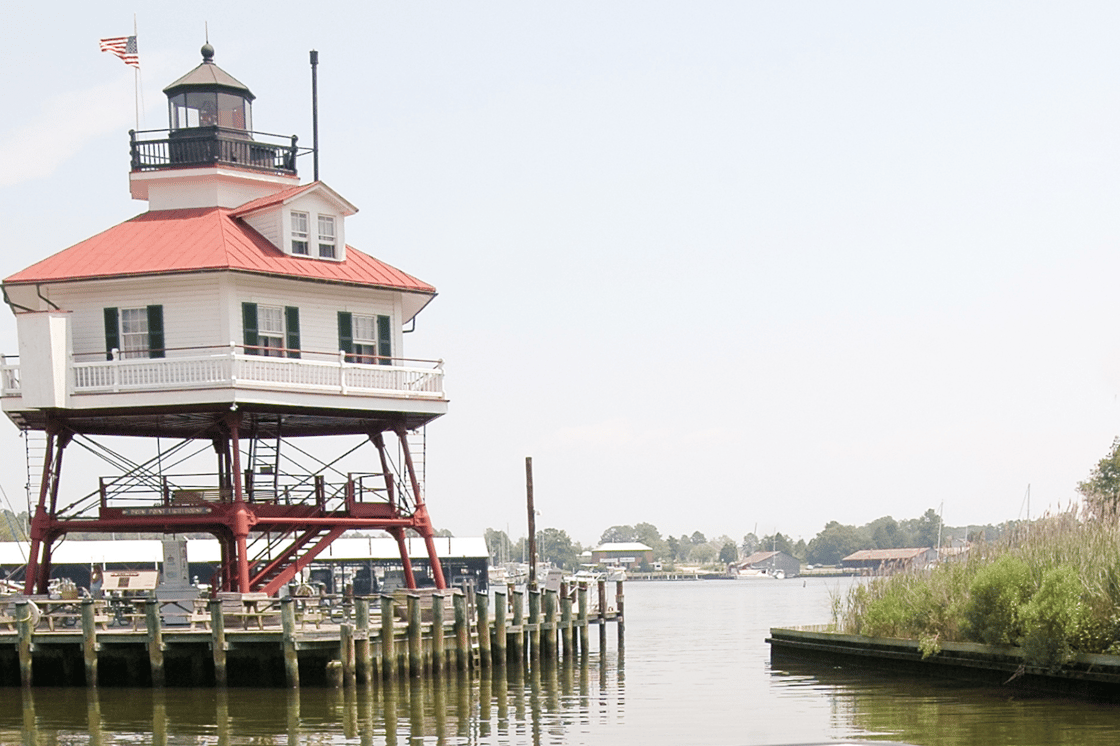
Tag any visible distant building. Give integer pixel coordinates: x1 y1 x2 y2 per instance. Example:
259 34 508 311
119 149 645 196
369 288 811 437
737 550 801 578
841 547 937 575
590 542 654 570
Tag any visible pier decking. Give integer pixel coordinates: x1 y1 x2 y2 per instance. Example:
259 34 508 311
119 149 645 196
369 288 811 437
1 581 624 688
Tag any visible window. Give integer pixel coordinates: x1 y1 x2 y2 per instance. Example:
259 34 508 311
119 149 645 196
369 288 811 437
104 306 164 360
243 303 300 358
291 211 309 255
258 306 285 356
318 215 336 259
338 312 391 364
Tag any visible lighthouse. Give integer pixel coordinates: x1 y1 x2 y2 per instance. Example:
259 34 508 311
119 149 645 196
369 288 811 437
2 45 450 597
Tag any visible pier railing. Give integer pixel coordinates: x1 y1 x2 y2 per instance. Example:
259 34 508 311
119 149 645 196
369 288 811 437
0 580 625 688
0 345 445 401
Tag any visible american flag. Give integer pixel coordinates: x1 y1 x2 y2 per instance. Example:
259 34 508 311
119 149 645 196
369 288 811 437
99 36 139 68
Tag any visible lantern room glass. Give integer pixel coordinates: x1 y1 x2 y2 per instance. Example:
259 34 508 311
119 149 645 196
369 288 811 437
169 92 252 131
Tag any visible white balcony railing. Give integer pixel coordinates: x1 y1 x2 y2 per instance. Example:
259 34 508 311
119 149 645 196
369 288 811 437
0 347 444 401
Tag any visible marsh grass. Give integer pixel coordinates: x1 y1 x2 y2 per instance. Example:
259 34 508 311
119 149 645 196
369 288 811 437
832 508 1120 668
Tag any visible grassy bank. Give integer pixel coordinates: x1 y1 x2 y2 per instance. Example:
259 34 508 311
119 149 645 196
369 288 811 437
832 511 1120 669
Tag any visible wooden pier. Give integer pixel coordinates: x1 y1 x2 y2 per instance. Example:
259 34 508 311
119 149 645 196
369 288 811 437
0 581 624 688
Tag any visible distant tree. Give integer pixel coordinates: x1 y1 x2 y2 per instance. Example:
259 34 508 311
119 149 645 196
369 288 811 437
667 536 681 561
537 528 579 570
913 508 942 548
792 538 807 561
806 522 863 565
691 543 717 564
741 532 759 557
599 525 635 544
434 527 454 537
718 542 739 564
1079 437 1120 518
760 532 794 555
867 516 900 549
484 528 515 564
690 531 707 546
633 522 669 560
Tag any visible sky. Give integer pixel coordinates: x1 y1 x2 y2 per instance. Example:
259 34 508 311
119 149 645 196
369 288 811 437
3 2 1120 548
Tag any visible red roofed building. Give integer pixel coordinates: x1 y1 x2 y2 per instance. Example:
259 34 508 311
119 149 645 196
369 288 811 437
4 44 451 601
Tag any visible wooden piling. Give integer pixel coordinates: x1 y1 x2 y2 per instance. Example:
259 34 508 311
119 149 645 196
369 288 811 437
493 589 507 666
431 592 445 674
597 580 607 652
511 589 524 663
475 590 491 669
406 593 422 677
340 623 356 688
616 579 625 648
210 598 227 687
542 589 557 660
17 600 33 688
81 598 99 688
528 589 541 662
380 594 397 680
577 583 589 657
281 597 300 688
145 598 165 687
560 583 573 660
453 589 470 671
355 597 373 684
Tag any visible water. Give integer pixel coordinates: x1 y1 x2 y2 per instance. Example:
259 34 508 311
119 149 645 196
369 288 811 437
5 577 1120 744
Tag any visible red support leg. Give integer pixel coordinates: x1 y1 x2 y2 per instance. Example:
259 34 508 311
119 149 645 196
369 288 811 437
396 427 446 589
227 413 251 593
391 527 417 589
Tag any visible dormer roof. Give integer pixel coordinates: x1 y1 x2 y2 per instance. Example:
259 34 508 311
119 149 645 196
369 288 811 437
231 181 357 218
3 208 435 315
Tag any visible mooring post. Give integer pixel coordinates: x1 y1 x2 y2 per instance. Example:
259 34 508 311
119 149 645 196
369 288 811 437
493 588 507 667
16 599 33 688
597 580 607 652
81 598 99 688
340 623 356 688
431 591 445 674
475 590 491 669
355 597 373 684
380 594 396 680
452 589 470 671
577 583 589 657
210 598 227 687
145 598 165 688
511 588 524 663
542 589 557 660
560 582 573 660
406 592 423 677
281 597 300 688
616 579 625 649
528 589 541 663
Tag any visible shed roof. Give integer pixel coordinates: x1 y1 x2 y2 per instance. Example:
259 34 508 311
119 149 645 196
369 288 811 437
842 547 932 562
741 550 781 565
3 207 435 297
593 542 653 553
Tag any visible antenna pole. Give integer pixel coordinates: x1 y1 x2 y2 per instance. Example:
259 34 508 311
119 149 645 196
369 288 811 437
526 456 536 590
310 50 320 181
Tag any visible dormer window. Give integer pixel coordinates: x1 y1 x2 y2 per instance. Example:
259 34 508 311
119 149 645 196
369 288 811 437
291 211 309 255
318 215 336 259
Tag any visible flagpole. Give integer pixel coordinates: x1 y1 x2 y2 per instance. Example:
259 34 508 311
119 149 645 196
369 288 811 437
133 14 139 131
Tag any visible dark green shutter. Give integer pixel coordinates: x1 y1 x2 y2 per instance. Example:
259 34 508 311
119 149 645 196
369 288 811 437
338 311 353 361
242 302 258 355
103 308 120 360
377 315 392 365
146 305 165 358
285 306 301 359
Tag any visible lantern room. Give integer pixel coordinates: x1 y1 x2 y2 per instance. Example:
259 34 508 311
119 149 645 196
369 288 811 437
165 43 254 132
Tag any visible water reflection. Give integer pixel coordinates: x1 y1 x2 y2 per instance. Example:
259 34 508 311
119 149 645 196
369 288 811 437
2 650 627 745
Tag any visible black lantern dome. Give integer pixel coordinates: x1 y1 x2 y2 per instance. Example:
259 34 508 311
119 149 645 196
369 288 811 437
163 44 254 132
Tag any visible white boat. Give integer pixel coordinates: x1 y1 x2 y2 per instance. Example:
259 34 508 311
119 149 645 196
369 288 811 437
732 567 785 580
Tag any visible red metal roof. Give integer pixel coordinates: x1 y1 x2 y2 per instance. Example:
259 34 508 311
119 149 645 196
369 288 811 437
3 208 435 294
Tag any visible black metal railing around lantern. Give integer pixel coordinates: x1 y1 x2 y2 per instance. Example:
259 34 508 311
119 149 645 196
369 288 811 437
129 127 309 175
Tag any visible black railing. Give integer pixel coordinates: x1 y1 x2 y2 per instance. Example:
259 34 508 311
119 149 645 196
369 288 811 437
129 128 305 176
